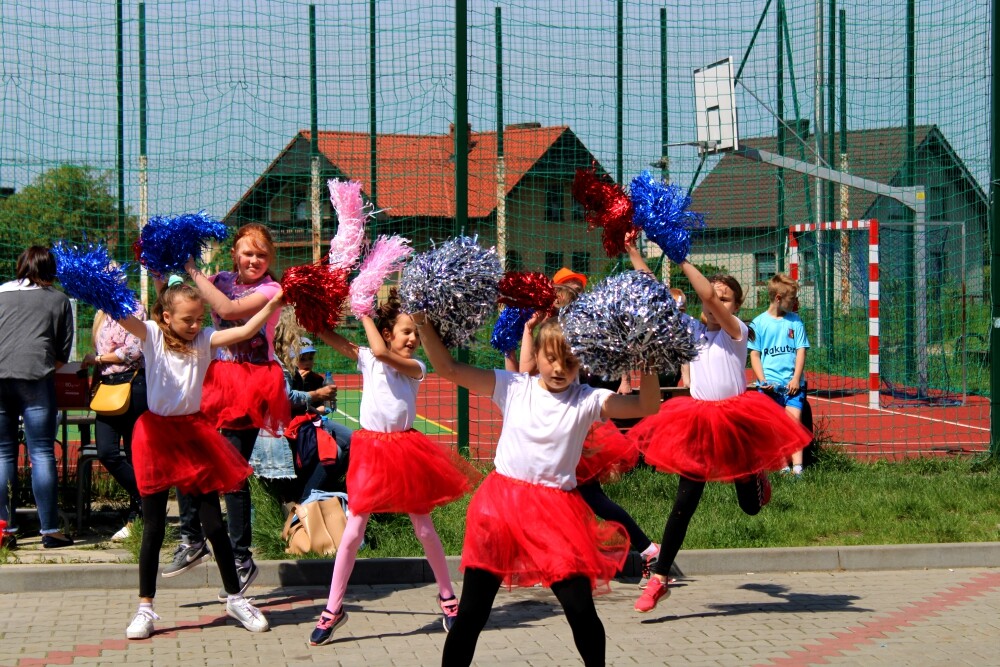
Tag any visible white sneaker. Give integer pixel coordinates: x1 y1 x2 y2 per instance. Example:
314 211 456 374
126 608 160 640
226 595 269 633
111 523 132 542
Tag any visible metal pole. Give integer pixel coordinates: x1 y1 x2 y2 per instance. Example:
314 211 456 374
455 0 470 456
310 6 321 264
495 7 506 271
660 7 670 284
138 3 149 310
369 0 378 228
903 0 917 382
838 8 850 312
826 0 836 347
616 0 623 185
814 0 825 346
776 0 786 272
991 0 1000 456
116 0 125 263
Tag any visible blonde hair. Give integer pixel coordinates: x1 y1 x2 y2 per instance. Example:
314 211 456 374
273 306 305 371
231 223 276 278
669 287 687 310
767 273 799 301
532 318 579 371
91 310 108 350
151 281 203 355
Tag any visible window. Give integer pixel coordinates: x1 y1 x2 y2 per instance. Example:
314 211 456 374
544 251 563 276
572 199 585 222
571 251 591 275
754 251 776 285
505 249 524 272
545 188 563 223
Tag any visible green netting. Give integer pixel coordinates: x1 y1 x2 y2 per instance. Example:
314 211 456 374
0 0 991 460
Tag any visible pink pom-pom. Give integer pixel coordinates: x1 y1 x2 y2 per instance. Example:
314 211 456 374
349 235 413 318
327 179 370 271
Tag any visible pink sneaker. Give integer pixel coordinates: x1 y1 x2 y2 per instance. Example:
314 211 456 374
634 576 670 612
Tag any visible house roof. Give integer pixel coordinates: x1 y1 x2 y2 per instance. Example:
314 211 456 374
689 125 983 229
226 125 579 222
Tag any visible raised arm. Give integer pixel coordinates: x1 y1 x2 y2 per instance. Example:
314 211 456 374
412 312 496 396
185 257 271 321
116 314 149 342
625 238 654 275
601 371 660 420
210 290 284 349
316 328 360 363
360 315 423 380
517 311 545 373
680 260 744 340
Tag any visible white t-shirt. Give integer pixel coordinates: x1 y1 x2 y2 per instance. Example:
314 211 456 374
142 321 215 416
357 347 426 432
689 319 749 402
492 370 613 490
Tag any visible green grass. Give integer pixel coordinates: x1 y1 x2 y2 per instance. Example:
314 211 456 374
247 450 1000 560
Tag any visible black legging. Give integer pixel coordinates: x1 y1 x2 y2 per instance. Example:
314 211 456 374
577 481 652 553
653 475 764 579
138 490 240 599
442 569 605 667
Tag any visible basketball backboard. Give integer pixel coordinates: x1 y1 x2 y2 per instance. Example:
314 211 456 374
694 57 739 155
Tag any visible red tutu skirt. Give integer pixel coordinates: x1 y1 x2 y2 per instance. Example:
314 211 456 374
346 429 482 515
630 391 812 482
132 412 253 496
200 360 291 434
576 421 640 485
461 472 629 592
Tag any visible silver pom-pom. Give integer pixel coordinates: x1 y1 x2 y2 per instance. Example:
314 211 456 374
399 236 502 348
559 270 699 378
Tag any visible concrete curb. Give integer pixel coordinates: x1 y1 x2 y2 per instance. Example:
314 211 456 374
2 542 999 594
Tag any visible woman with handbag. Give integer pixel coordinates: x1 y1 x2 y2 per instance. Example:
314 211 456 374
81 301 147 541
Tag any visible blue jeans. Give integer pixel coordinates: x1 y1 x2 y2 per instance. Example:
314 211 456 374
0 376 60 534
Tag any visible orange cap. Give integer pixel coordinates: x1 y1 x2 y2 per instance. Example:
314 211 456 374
552 267 587 289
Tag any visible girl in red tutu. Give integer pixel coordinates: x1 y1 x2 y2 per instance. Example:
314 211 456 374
308 291 480 646
630 259 812 614
114 277 284 640
176 223 290 594
419 313 660 667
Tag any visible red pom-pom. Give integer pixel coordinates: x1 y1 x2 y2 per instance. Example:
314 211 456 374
498 271 557 312
132 238 143 263
280 263 350 333
572 167 636 257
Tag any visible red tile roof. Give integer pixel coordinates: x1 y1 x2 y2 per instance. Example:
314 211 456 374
300 125 570 218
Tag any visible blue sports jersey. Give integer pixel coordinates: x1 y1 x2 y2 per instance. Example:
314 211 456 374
748 311 810 386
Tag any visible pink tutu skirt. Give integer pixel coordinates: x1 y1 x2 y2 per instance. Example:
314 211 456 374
200 360 291 434
346 429 482 515
461 472 629 592
630 391 812 482
132 412 253 496
576 421 640 485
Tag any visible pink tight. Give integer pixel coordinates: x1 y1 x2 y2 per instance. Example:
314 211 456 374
324 512 455 614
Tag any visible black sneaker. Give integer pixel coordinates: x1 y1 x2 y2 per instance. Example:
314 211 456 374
42 533 74 549
309 607 347 646
162 542 211 578
1 533 17 550
217 558 260 602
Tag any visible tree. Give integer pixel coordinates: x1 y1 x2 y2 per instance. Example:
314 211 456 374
0 165 136 278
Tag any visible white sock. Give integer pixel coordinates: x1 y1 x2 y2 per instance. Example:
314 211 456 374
792 465 803 474
138 602 153 613
641 543 659 558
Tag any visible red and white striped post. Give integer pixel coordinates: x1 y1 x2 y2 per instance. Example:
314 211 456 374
787 219 880 410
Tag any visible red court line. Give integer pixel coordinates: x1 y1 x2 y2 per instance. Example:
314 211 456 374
754 570 1000 666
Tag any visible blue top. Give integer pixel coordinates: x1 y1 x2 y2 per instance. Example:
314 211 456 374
748 311 810 386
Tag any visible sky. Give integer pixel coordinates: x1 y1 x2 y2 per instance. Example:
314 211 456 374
0 0 990 225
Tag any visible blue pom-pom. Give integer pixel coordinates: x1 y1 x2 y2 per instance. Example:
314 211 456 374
52 241 137 320
490 306 531 355
630 171 705 263
137 210 229 274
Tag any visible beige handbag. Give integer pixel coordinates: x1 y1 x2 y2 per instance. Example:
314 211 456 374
281 498 347 556
89 369 138 416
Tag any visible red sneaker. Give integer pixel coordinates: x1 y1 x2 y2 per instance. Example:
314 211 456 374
634 576 670 613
